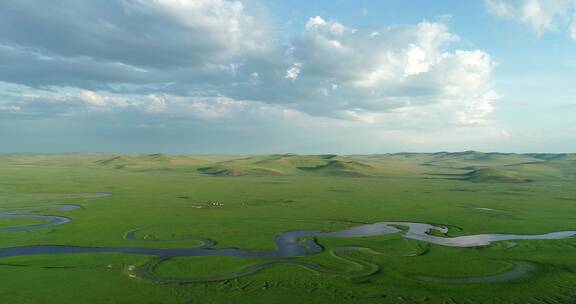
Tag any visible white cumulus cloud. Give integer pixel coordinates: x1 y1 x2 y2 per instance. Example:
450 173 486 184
485 0 576 39
239 18 496 126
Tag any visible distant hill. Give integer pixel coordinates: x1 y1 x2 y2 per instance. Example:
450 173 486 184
94 154 239 171
1 151 573 182
197 154 375 177
95 154 172 169
463 168 532 183
412 151 575 183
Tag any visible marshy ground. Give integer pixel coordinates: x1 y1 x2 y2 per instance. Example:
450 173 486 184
0 152 575 303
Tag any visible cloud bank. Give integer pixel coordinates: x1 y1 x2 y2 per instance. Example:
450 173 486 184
0 0 505 152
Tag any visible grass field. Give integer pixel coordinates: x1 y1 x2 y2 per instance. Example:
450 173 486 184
0 152 575 303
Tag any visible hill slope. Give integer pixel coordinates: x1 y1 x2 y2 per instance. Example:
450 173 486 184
197 154 376 177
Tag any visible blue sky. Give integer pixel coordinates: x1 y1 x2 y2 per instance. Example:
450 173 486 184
0 0 575 153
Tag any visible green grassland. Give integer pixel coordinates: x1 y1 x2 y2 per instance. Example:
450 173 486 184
0 152 575 303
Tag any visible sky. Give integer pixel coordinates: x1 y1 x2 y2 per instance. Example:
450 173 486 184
0 0 575 154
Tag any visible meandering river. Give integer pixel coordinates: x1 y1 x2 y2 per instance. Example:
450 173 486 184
0 192 574 282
